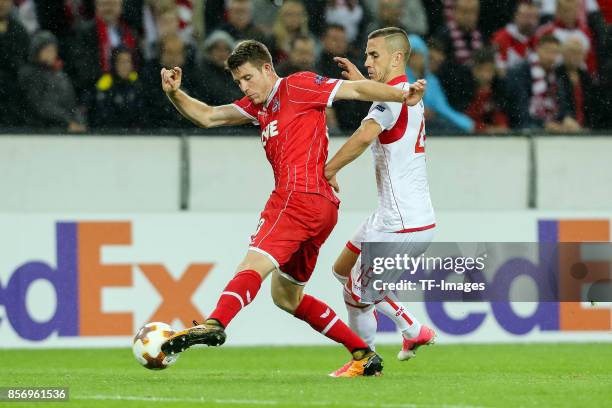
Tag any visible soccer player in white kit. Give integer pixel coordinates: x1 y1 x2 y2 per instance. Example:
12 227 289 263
325 27 436 361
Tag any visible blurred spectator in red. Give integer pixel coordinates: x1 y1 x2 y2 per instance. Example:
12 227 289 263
365 0 427 37
433 0 483 66
198 30 243 105
89 46 141 129
0 0 29 126
541 0 600 23
506 34 574 131
67 0 138 99
325 0 372 53
217 0 271 49
19 31 86 132
276 34 316 76
535 0 600 74
272 0 309 63
491 1 540 76
555 35 594 130
315 23 368 132
598 0 612 23
140 33 201 128
464 47 509 133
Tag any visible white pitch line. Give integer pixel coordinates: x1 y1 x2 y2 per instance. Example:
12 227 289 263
75 394 490 408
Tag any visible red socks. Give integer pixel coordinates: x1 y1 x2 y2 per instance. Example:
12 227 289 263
209 270 262 328
294 294 368 352
209 271 368 354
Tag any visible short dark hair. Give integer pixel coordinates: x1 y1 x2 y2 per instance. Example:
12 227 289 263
368 27 411 59
538 34 561 47
226 40 273 71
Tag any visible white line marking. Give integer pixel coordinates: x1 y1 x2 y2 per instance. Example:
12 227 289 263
75 395 490 408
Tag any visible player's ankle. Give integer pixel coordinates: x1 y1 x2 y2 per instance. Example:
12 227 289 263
205 318 225 329
351 347 372 360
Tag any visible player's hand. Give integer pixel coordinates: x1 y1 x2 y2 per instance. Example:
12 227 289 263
324 168 340 193
161 67 182 94
403 79 426 106
333 57 365 81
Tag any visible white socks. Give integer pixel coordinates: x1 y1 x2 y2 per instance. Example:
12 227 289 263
334 267 422 342
375 294 422 338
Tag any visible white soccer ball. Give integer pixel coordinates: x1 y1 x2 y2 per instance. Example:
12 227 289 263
132 322 180 370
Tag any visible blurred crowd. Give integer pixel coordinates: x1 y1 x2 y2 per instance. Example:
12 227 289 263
1 0 611 134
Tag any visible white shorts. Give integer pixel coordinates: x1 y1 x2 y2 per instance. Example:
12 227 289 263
345 214 435 304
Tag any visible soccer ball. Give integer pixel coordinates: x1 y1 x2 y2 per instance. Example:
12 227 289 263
132 322 180 370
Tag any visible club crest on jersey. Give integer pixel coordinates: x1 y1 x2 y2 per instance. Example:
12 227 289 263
261 120 279 147
271 97 280 112
314 75 325 85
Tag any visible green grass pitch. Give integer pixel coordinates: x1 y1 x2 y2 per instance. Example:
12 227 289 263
1 343 611 408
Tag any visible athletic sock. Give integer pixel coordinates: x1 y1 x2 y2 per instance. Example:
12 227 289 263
343 289 378 350
294 294 369 353
208 269 262 328
376 295 422 338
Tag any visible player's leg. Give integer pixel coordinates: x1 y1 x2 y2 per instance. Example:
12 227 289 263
272 196 382 377
331 220 380 350
375 293 422 338
374 229 436 360
332 246 359 285
162 250 276 355
270 270 383 377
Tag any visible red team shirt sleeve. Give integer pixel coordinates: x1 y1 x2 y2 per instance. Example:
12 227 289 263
284 72 343 110
232 96 260 125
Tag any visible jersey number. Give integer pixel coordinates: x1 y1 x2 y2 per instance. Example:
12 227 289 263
414 119 426 153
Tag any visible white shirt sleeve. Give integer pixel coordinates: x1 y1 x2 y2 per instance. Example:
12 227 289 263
363 100 404 131
362 83 406 130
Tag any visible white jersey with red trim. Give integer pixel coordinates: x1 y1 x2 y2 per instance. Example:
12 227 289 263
363 75 435 232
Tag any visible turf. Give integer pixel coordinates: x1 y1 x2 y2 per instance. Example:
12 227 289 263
1 344 611 408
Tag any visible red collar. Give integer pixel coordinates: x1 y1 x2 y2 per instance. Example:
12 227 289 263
387 74 407 86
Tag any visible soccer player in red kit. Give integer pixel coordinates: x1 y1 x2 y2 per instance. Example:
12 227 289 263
158 40 424 377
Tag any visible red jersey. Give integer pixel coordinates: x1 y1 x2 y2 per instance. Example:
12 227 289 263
232 72 342 205
491 24 536 71
535 20 597 73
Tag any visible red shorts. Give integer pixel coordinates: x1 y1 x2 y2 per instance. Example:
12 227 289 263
249 190 338 284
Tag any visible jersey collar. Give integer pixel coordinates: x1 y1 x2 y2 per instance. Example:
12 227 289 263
386 74 408 86
264 78 283 108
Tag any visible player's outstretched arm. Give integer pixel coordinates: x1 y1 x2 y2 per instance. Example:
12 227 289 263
161 67 251 128
333 79 426 106
324 119 383 193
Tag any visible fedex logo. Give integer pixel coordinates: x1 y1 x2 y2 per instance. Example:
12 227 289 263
378 219 612 335
0 222 212 341
261 120 279 147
